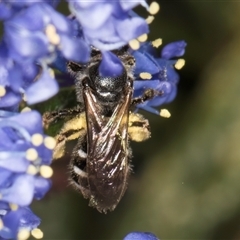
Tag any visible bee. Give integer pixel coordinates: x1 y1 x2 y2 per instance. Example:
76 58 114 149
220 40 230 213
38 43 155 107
43 46 161 213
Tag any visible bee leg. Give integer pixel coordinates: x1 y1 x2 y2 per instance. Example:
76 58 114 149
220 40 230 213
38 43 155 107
131 89 164 106
128 113 151 142
52 112 87 159
42 104 84 129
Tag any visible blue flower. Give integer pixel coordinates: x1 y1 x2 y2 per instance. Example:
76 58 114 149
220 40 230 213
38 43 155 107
68 0 149 51
0 110 54 239
124 231 159 240
132 40 187 115
0 205 40 239
4 3 90 64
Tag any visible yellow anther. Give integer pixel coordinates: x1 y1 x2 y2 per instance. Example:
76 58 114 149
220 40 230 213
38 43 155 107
40 165 53 178
145 15 155 24
129 39 140 50
44 136 56 150
21 107 31 113
137 33 148 42
27 165 38 175
149 1 160 15
175 59 185 70
25 148 38 161
31 228 44 239
48 68 55 78
9 203 18 211
160 109 171 118
31 133 43 146
17 229 30 240
152 38 162 48
0 219 3 230
0 86 6 97
45 24 60 45
140 72 152 80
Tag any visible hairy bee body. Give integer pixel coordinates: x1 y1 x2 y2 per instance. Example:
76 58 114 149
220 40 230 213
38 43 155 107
44 47 155 213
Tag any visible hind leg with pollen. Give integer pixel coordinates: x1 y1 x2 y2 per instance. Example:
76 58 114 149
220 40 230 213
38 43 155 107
128 113 151 142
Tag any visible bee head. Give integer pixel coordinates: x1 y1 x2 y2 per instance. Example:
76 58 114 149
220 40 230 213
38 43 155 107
88 63 129 103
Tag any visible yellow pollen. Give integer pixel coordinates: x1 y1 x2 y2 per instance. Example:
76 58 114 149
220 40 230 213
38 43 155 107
25 148 38 161
31 133 43 146
0 219 3 230
40 165 53 178
18 229 30 240
129 39 140 50
48 68 55 78
27 165 38 175
31 228 44 239
21 107 31 113
44 136 56 150
175 59 185 70
140 72 152 80
45 24 60 45
137 33 148 42
0 86 6 97
22 93 27 102
152 38 162 48
149 1 160 15
145 15 155 24
160 109 171 118
9 203 18 211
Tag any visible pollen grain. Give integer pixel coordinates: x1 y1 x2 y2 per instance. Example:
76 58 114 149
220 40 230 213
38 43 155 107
31 133 44 146
31 228 44 239
26 148 38 161
0 86 6 97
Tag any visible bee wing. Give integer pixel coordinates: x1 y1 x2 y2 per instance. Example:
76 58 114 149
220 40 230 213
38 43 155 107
83 86 132 211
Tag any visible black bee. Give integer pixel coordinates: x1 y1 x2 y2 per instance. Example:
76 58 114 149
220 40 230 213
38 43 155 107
43 46 160 213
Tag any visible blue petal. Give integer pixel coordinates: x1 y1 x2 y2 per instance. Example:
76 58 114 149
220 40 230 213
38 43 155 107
161 41 187 60
1 210 21 239
71 3 113 30
34 177 51 200
99 51 124 77
116 15 149 42
0 156 28 173
18 207 40 230
8 111 43 135
26 69 59 105
120 0 148 11
0 90 21 109
5 24 48 62
60 36 90 63
1 174 35 206
0 168 12 188
124 232 159 240
133 51 159 75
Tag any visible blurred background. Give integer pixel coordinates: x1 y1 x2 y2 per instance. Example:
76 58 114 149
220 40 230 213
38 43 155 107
32 1 240 239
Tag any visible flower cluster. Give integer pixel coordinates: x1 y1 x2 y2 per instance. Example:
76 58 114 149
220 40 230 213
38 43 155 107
0 0 174 239
132 40 187 115
0 110 54 239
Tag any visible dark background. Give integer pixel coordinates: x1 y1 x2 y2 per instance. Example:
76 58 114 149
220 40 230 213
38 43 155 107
32 1 240 239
